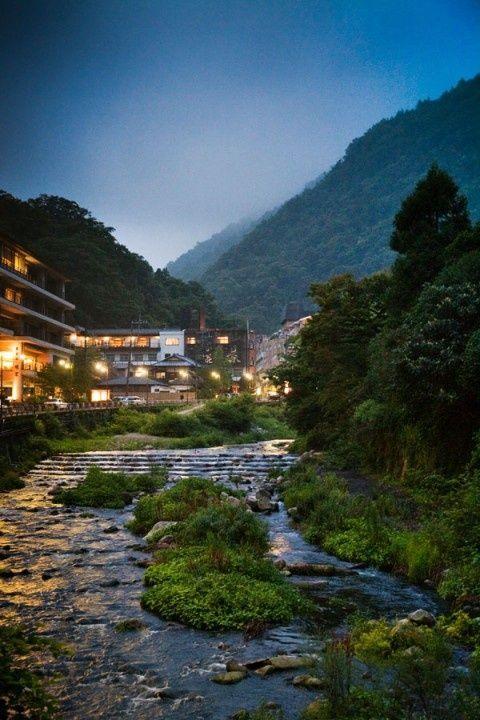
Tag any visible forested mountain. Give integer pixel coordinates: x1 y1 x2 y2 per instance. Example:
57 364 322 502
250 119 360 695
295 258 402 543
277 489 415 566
167 215 262 281
0 192 223 329
202 75 480 332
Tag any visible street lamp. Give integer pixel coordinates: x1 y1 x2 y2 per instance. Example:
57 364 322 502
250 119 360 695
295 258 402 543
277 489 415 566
210 371 220 380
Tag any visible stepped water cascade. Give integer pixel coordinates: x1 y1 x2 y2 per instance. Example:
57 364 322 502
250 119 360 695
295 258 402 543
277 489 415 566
0 441 439 719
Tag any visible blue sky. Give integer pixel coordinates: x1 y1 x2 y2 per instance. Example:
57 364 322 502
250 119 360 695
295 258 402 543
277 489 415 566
0 0 479 266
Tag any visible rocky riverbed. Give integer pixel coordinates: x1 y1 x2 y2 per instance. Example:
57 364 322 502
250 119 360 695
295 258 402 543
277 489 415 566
0 441 439 719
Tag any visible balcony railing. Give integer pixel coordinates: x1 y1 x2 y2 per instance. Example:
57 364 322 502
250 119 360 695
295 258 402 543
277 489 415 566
0 258 66 299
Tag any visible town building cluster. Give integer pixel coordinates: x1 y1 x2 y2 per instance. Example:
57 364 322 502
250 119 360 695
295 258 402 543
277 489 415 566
0 233 309 404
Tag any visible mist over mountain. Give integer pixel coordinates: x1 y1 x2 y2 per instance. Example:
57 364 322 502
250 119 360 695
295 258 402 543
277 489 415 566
167 214 268 282
201 75 480 332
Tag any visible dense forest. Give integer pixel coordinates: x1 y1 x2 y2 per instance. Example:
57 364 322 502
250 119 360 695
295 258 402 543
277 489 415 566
167 214 262 281
203 75 480 332
274 166 480 617
0 192 224 329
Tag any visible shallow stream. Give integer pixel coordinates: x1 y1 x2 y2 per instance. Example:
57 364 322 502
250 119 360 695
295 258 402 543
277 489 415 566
0 441 439 719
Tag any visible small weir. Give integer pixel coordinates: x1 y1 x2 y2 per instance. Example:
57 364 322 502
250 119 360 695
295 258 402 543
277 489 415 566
0 441 439 719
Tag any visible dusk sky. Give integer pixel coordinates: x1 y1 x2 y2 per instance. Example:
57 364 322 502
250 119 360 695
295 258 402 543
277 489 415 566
1 0 479 267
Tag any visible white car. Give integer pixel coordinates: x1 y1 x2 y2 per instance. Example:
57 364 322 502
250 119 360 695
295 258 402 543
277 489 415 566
44 398 69 410
115 395 144 406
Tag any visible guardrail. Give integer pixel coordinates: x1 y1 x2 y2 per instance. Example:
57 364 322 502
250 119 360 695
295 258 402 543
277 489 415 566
0 400 118 418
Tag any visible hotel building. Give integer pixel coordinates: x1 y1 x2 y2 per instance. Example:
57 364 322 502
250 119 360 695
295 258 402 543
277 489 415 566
0 233 75 400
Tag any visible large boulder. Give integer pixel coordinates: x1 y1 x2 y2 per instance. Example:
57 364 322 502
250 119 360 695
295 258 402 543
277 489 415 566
408 609 436 627
144 520 177 544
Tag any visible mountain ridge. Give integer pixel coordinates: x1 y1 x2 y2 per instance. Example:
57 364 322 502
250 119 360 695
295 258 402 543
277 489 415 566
201 75 480 332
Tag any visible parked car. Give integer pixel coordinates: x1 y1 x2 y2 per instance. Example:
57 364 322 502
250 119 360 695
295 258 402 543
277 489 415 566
115 395 144 406
44 398 69 410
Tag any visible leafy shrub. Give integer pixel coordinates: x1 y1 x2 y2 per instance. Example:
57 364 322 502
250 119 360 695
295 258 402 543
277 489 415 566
198 394 255 433
439 556 480 599
148 410 200 437
41 413 66 438
54 466 164 508
142 545 306 630
128 476 223 534
174 504 269 554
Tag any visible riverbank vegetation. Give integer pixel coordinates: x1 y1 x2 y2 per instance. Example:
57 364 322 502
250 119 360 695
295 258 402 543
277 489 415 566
274 167 480 612
129 477 307 630
268 167 480 717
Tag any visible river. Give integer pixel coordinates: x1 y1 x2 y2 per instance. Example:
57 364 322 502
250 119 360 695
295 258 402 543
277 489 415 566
0 441 439 719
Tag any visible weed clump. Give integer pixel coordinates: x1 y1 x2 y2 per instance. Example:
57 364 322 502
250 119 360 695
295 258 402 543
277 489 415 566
54 466 166 508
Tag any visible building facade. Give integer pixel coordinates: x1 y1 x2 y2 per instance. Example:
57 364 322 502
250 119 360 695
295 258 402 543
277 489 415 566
184 327 256 378
72 328 197 390
0 234 75 400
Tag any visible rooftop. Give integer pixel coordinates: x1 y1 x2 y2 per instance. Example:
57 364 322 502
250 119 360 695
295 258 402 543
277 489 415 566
87 327 182 336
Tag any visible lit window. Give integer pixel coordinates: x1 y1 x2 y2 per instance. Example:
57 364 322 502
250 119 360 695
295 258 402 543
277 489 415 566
137 336 149 347
217 336 229 344
186 336 196 345
165 337 180 346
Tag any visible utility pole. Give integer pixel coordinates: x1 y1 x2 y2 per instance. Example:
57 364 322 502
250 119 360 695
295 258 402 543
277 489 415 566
126 316 147 394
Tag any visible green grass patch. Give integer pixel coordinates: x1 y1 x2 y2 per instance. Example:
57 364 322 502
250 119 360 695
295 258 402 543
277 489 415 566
54 466 167 508
142 544 307 630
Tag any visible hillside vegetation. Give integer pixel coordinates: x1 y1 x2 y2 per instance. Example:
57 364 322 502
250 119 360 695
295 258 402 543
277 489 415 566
202 75 480 331
275 166 480 608
0 192 223 329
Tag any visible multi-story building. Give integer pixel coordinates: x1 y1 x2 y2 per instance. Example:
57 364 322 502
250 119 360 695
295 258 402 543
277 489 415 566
0 233 75 401
72 327 187 379
184 326 256 379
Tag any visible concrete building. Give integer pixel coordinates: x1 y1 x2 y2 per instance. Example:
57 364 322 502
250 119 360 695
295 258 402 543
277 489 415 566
73 327 185 373
0 233 75 400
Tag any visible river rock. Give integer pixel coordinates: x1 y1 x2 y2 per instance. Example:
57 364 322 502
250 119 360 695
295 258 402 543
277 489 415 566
226 659 246 672
269 655 316 670
211 670 246 684
273 558 286 569
292 674 323 689
144 520 178 543
408 609 436 627
286 506 298 517
103 525 119 534
255 665 275 677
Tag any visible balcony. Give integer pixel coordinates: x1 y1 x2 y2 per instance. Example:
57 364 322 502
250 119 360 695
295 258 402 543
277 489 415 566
0 261 74 309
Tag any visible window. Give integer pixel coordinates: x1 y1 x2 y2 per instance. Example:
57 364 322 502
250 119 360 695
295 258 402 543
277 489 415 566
165 337 180 346
4 287 22 304
217 336 229 345
147 352 157 361
136 336 149 347
109 337 123 347
186 336 196 345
